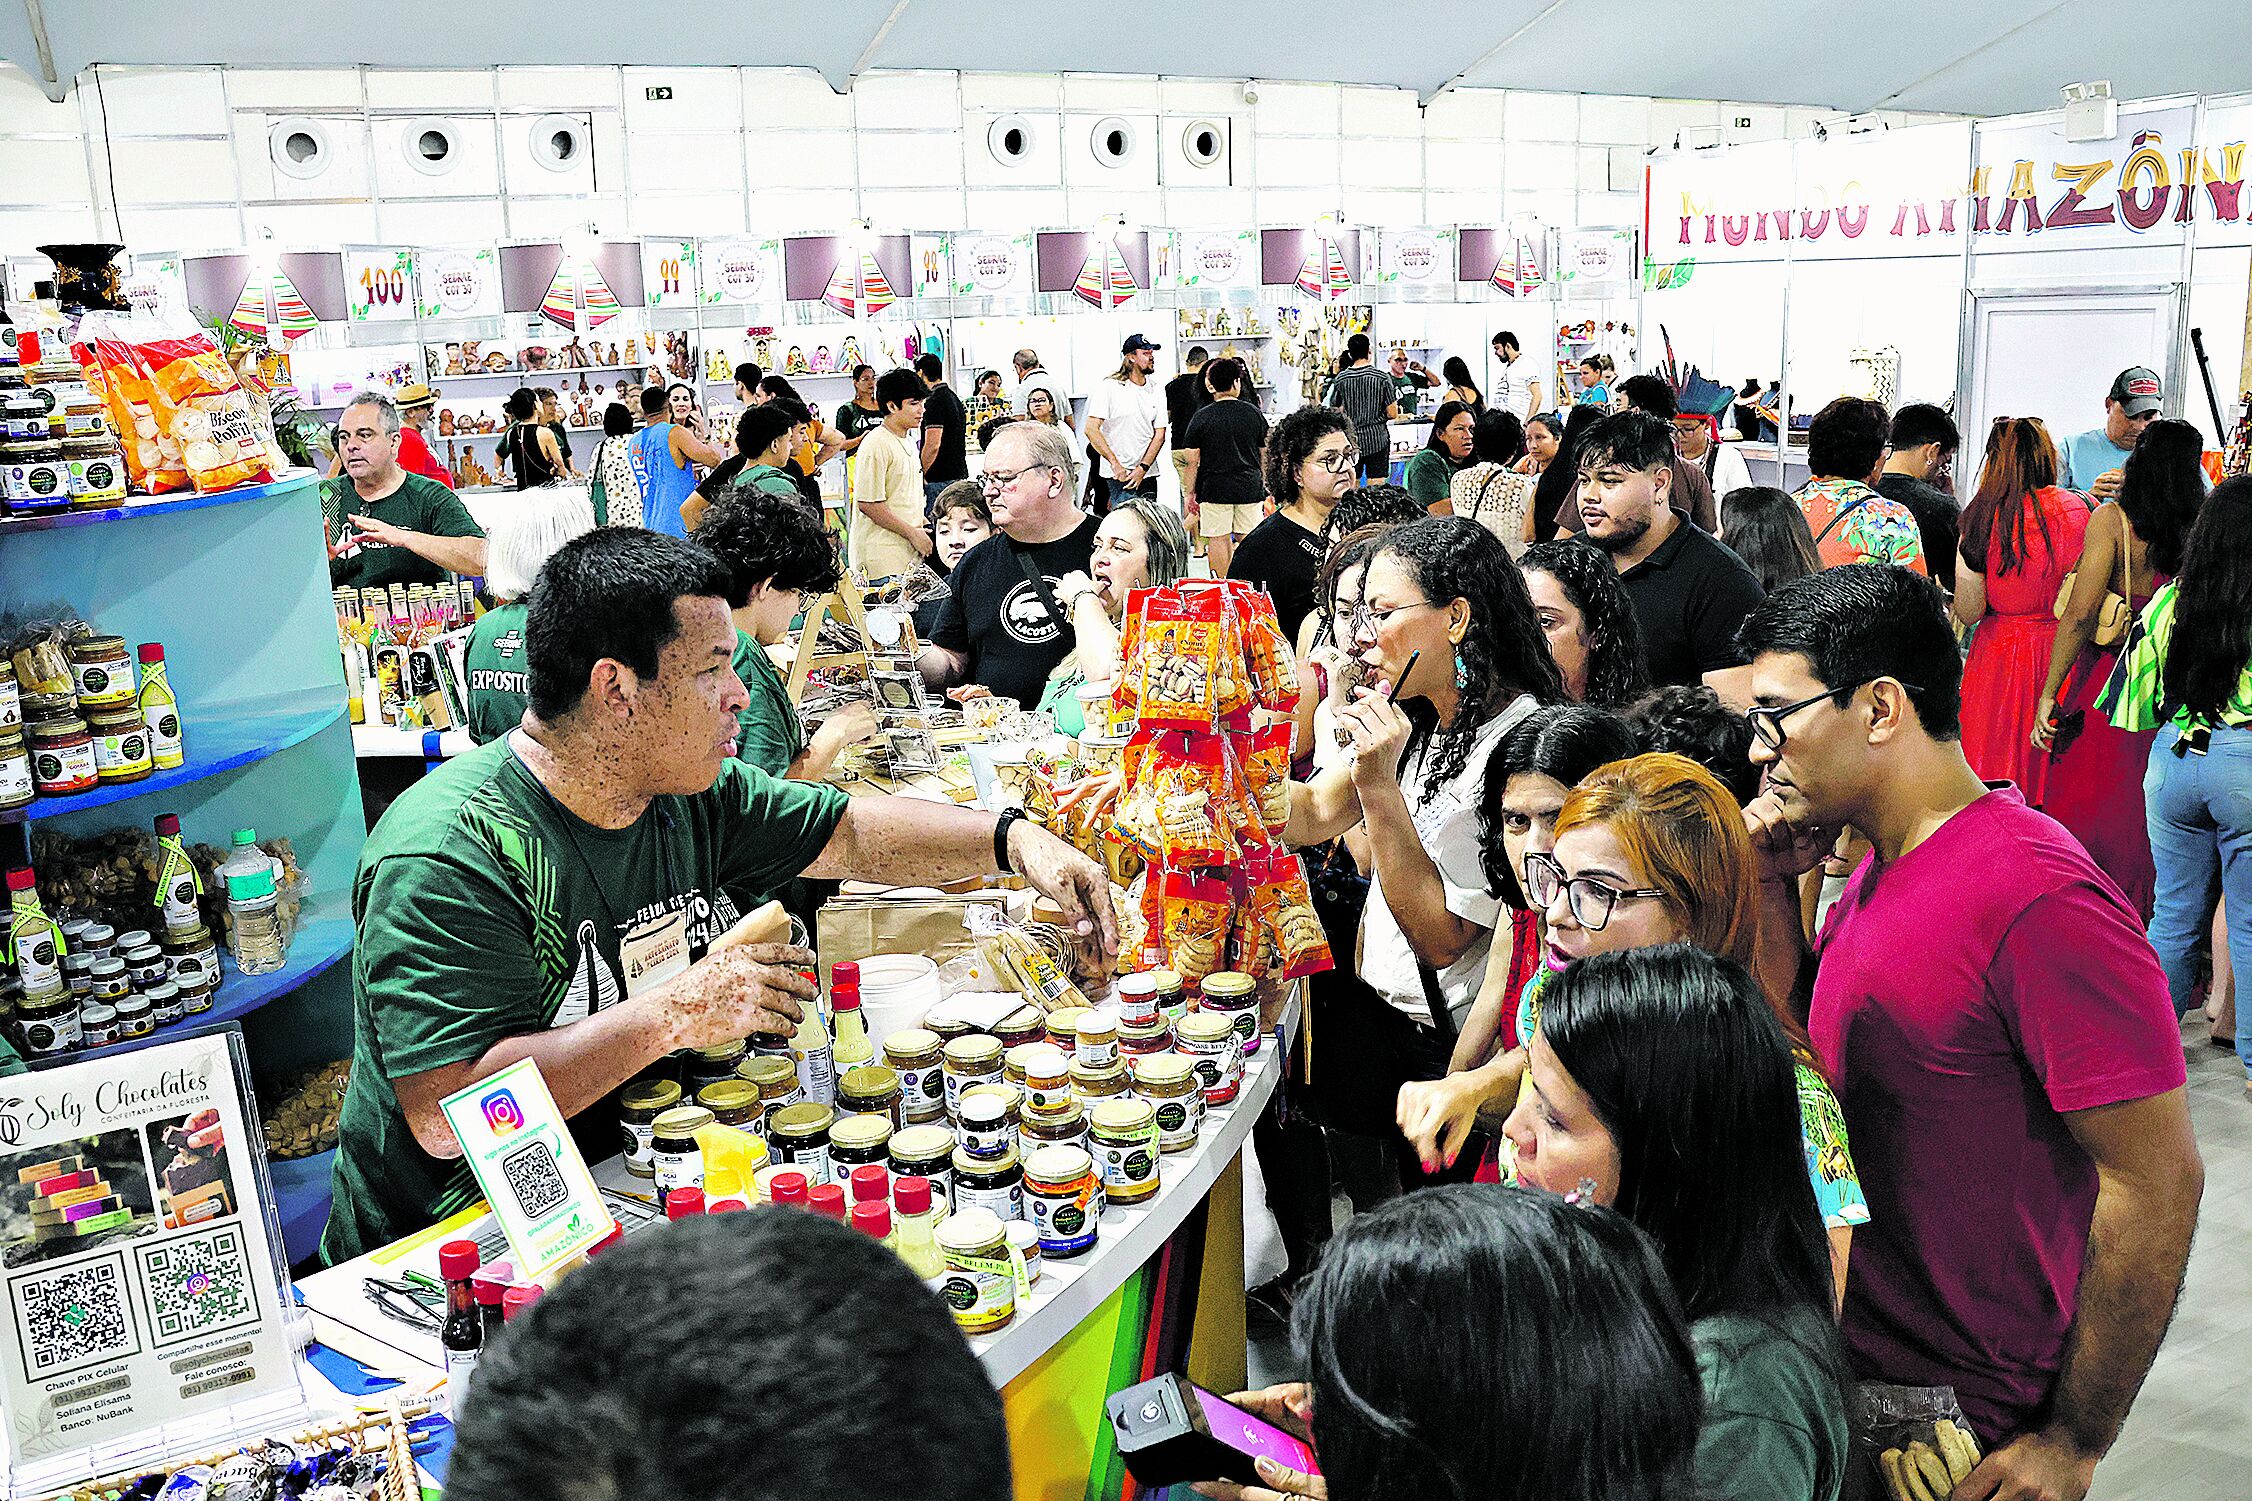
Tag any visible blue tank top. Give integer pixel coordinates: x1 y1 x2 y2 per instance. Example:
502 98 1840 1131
630 422 697 536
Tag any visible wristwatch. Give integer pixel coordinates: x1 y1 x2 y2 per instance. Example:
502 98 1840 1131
993 808 1026 875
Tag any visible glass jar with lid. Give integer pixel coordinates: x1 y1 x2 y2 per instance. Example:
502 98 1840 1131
619 1079 682 1176
0 437 67 514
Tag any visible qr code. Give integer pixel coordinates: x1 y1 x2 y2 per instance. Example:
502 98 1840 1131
9 1253 140 1379
135 1227 259 1347
501 1139 568 1221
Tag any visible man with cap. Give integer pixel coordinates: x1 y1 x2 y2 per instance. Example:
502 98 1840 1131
392 383 453 484
1085 334 1167 510
2058 367 2163 501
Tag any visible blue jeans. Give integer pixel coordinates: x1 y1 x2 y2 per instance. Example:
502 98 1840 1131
1103 476 1156 510
2145 721 2252 1075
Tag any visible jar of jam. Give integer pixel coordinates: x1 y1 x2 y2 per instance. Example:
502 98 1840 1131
115 928 151 954
1045 1006 1090 1051
1024 1144 1103 1259
78 1000 118 1048
62 953 94 999
122 942 167 992
1074 1011 1120 1069
993 1005 1048 1050
651 1105 714 1204
735 1055 804 1125
1069 1057 1128 1107
888 1124 958 1202
950 1144 1023 1222
1199 971 1261 1055
958 1089 1016 1162
687 1040 747 1091
0 726 31 811
1018 1098 1089 1161
1090 1099 1162 1205
883 1028 947 1124
27 711 97 796
1119 1015 1173 1057
767 1102 836 1185
935 1208 1016 1336
164 924 220 997
63 436 124 508
941 1034 1004 1120
0 438 67 513
1175 1012 1243 1106
69 636 135 710
746 1028 795 1063
696 1079 764 1133
114 993 154 1039
1016 1043 1073 1113
57 387 107 440
619 1079 683 1176
837 1063 904 1129
78 924 116 959
88 957 131 1003
1116 972 1162 1027
1148 968 1189 1023
922 1012 974 1044
0 388 44 444
145 981 183 1027
18 989 81 1056
1132 1054 1205 1153
87 707 152 784
828 1112 894 1178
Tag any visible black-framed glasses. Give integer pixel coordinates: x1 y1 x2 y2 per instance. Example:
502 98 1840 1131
1311 446 1362 475
978 465 1056 491
1344 599 1434 640
1523 853 1667 932
1743 675 1914 750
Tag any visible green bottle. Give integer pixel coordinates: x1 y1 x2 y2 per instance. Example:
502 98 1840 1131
154 812 204 937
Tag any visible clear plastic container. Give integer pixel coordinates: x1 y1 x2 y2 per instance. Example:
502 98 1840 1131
218 828 285 975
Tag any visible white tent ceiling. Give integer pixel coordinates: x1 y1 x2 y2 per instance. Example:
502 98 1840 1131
4 0 2248 117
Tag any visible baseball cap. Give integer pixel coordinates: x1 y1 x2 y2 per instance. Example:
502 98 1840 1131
1121 334 1160 353
2109 367 2162 417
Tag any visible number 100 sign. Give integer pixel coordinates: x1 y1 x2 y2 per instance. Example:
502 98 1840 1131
345 247 416 322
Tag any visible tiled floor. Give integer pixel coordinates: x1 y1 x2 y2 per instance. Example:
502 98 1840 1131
1242 1017 2250 1500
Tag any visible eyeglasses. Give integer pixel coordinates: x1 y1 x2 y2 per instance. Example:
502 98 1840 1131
1743 675 1913 749
1523 853 1667 932
978 465 1055 491
1344 599 1435 640
1311 447 1362 475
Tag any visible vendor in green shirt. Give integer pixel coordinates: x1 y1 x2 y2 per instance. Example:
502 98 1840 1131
463 490 598 744
691 488 879 781
1401 400 1478 513
321 528 1117 1265
326 391 488 589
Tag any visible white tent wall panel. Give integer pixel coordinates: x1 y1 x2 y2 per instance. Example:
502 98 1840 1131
362 70 493 112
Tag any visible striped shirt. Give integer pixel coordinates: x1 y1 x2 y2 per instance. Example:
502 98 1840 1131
2113 581 2252 732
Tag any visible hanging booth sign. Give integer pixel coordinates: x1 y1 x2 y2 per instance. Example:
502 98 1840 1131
0 1033 306 1495
121 253 189 321
641 238 696 308
1458 226 1545 295
1557 228 1636 286
911 233 952 299
1033 230 1149 309
181 251 344 343
344 246 415 322
1262 228 1361 303
698 237 781 309
952 232 1034 297
1376 227 1451 284
1176 229 1257 292
784 234 909 317
416 245 501 320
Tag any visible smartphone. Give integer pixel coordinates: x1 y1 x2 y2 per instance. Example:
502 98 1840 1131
1106 1372 1321 1487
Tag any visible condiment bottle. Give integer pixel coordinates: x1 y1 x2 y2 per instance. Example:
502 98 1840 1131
892 1175 946 1278
829 959 875 1078
438 1241 484 1411
767 1171 810 1208
793 990 836 1107
6 865 66 999
848 1163 891 1205
152 813 203 934
666 1185 706 1219
501 1284 542 1323
136 645 183 770
850 1200 893 1244
472 1272 506 1344
808 1182 848 1223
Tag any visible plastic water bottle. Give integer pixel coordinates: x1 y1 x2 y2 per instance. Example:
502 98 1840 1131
218 829 285 975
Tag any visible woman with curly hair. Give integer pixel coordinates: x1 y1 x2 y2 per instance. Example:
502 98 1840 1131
692 489 877 782
1232 404 1359 640
1521 539 1651 708
1283 515 1562 1188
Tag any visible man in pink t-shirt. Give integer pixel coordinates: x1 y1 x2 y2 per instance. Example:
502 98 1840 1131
1735 564 2200 1501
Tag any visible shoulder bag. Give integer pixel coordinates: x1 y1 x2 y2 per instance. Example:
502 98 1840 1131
2052 504 2131 648
1007 539 1073 643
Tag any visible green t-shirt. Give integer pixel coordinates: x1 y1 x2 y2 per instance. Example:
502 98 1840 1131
1402 448 1455 510
732 628 804 777
325 473 485 590
832 401 880 444
1692 1311 1849 1501
463 600 531 745
320 738 848 1264
731 463 805 505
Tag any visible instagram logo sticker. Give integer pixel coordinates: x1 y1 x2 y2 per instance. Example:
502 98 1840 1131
480 1088 526 1136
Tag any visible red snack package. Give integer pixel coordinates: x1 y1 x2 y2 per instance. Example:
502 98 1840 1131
1135 587 1226 729
1249 849 1335 979
132 321 273 493
1160 868 1234 984
1153 733 1233 867
1237 588 1303 714
1240 723 1294 837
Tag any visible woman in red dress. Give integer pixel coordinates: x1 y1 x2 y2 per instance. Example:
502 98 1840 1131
2033 419 2206 916
1954 417 2090 805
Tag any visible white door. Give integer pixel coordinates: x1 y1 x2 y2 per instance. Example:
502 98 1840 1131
1961 287 2182 466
